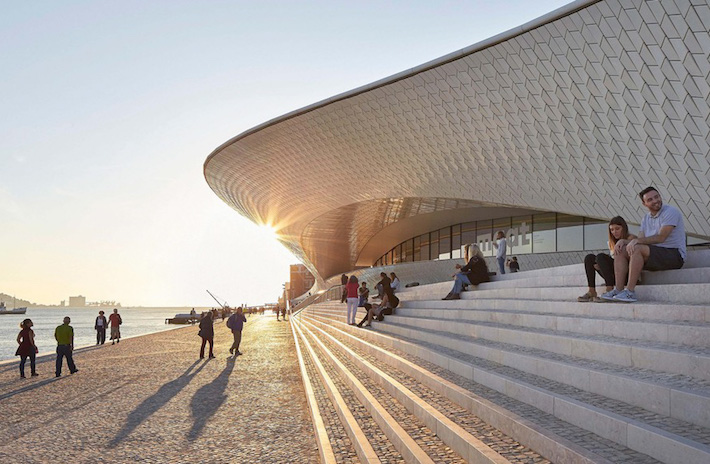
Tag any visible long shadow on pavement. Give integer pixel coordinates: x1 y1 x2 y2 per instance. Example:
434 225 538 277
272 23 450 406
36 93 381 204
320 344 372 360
187 358 235 441
0 376 62 400
109 359 205 447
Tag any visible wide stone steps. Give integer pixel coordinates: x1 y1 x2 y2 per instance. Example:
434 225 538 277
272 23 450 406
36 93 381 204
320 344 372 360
295 308 665 463
292 316 519 463
293 256 710 463
307 307 710 429
392 306 710 347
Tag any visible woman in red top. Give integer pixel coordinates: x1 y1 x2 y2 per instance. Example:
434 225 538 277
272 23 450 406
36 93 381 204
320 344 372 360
16 318 38 378
345 275 360 325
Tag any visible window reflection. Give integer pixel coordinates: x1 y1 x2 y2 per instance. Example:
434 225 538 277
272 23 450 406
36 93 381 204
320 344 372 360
557 214 583 252
533 213 556 253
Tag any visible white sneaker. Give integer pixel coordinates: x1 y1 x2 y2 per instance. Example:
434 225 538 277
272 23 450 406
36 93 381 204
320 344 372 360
613 289 637 303
600 288 621 301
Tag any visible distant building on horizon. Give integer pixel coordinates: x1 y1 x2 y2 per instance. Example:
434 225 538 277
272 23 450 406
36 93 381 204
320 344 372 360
69 295 86 307
289 264 315 300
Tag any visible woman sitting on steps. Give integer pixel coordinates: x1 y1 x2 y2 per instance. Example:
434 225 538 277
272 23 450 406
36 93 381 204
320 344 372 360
443 244 490 300
577 216 637 302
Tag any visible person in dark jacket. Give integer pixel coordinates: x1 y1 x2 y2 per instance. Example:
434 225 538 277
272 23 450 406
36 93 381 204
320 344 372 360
376 272 399 310
340 274 348 303
199 311 215 359
16 318 38 378
95 310 108 345
226 306 247 356
443 244 490 300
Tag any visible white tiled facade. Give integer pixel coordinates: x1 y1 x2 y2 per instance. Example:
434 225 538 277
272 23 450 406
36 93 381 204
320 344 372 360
204 0 710 284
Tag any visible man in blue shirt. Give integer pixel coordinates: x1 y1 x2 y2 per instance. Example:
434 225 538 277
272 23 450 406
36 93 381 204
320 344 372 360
602 187 686 303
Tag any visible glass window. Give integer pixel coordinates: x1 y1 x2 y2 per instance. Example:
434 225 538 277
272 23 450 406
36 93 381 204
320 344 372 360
533 213 556 253
510 215 532 255
420 233 430 261
558 214 583 252
386 250 393 266
439 227 451 260
395 244 404 264
430 230 440 260
413 236 422 261
461 221 476 247
584 219 608 251
403 239 414 263
476 219 494 256
451 224 461 259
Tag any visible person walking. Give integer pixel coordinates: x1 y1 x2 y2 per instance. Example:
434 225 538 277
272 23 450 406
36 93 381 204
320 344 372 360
55 316 78 377
226 306 247 356
199 311 215 359
340 273 348 303
345 275 360 325
109 308 122 344
492 230 507 275
95 310 108 345
16 318 38 378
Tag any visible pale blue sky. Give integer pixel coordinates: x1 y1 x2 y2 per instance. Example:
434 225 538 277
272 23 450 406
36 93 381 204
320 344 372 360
1 0 571 306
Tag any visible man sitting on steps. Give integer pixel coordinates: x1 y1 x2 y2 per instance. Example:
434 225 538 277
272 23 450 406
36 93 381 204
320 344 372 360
601 186 686 303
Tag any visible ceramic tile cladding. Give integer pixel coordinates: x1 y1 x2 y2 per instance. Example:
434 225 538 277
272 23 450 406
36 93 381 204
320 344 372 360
205 0 710 282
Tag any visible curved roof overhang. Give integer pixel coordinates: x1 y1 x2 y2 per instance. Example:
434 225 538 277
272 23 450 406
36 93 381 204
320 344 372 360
205 0 710 282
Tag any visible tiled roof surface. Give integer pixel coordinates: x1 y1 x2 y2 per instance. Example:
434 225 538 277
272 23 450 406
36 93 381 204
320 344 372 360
205 0 710 282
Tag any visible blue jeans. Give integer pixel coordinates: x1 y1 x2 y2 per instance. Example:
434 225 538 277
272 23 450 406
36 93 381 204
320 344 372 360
497 257 506 274
452 273 471 294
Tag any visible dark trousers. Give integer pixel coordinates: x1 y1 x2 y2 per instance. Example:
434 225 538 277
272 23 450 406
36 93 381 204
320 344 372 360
340 288 347 303
200 337 214 358
584 253 617 288
96 328 106 345
231 331 242 353
56 345 77 375
20 352 36 377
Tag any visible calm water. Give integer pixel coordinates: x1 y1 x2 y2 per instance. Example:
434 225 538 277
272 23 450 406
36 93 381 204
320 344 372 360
0 307 209 361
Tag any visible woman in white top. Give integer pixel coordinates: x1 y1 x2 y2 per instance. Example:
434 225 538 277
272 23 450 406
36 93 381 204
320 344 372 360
389 272 400 293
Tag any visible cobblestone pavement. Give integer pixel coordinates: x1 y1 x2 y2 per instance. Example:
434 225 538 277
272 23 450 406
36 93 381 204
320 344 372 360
0 316 319 464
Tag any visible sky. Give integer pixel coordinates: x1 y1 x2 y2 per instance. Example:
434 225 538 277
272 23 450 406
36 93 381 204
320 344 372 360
1 0 571 307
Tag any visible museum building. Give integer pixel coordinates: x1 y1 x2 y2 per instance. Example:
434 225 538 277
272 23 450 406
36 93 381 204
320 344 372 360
204 0 710 296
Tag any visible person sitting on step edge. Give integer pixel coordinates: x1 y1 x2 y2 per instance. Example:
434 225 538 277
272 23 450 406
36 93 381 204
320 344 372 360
443 243 489 300
601 186 686 303
577 216 636 302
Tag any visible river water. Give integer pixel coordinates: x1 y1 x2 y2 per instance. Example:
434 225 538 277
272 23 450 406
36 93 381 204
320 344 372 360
0 307 209 362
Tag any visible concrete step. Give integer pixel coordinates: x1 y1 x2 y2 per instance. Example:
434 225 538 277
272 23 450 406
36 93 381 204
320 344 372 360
400 298 710 323
298 319 518 464
381 314 710 382
301 310 710 464
305 308 710 428
392 306 710 347
400 282 710 306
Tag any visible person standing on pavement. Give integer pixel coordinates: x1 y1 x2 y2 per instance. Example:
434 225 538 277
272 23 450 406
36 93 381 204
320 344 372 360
109 308 122 345
95 310 108 345
226 306 247 356
199 311 215 359
492 230 507 275
55 316 78 377
16 318 38 378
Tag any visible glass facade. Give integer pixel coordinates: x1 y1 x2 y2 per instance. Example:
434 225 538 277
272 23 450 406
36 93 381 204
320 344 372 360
374 213 698 266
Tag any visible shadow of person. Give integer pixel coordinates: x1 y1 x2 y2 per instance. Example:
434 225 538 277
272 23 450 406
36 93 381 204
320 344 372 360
109 360 205 447
187 361 235 441
0 376 62 401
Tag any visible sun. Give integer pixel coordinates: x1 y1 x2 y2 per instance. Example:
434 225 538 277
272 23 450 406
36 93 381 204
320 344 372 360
259 224 279 240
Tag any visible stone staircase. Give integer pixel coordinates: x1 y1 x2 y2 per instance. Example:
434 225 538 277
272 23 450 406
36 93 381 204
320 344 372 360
291 250 710 464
